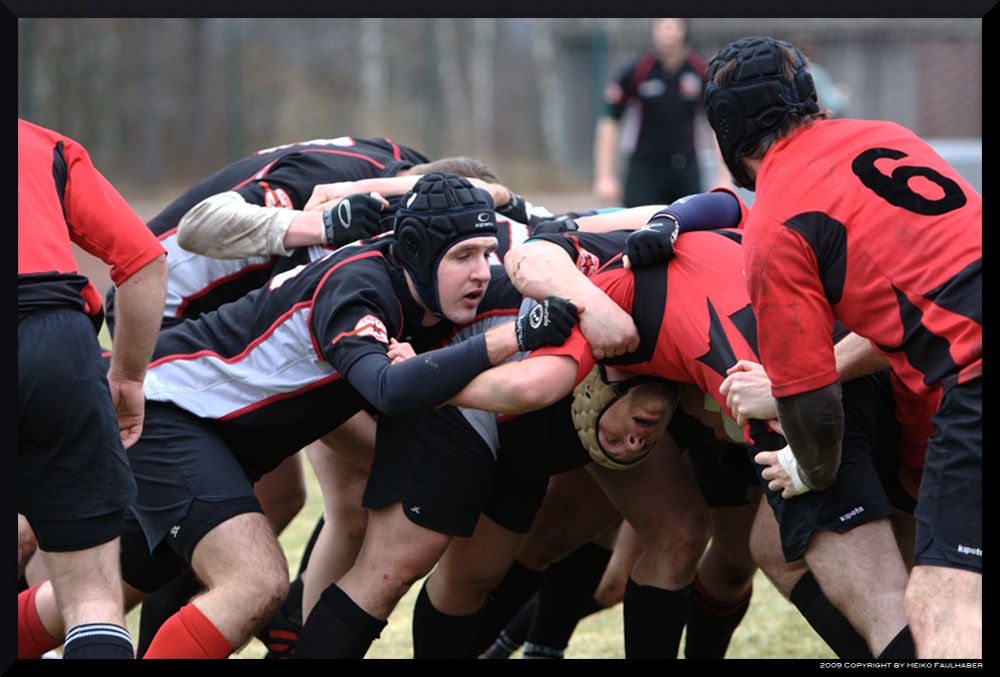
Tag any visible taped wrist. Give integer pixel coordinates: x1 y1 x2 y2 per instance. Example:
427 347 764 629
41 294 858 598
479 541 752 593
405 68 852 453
321 206 337 246
776 445 812 495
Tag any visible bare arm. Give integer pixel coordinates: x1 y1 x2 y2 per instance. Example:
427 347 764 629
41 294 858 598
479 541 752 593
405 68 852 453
303 175 514 214
448 353 580 414
834 332 889 381
303 176 420 211
504 239 639 359
574 206 666 233
107 253 168 448
593 116 623 203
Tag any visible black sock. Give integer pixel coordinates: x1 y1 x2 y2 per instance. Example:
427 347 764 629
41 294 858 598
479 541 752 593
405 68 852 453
136 569 203 658
294 584 386 659
684 575 752 659
522 641 564 659
256 574 306 658
467 560 545 657
789 571 873 659
877 625 915 659
411 580 482 658
479 595 537 658
62 623 134 659
525 542 613 651
297 513 325 578
623 577 691 659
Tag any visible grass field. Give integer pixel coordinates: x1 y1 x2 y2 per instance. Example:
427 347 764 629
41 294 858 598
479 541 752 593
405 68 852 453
135 459 838 661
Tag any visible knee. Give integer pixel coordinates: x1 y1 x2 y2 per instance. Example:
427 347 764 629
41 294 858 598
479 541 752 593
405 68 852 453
643 513 711 570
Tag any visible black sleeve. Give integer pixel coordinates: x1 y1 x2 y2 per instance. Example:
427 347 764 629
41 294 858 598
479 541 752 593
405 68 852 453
774 383 845 492
343 334 492 418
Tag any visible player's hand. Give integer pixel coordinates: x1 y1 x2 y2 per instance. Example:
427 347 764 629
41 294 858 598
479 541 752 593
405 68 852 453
754 445 811 499
387 338 416 365
496 190 529 225
515 296 580 352
622 215 679 270
322 192 390 248
107 374 147 450
529 215 579 236
720 360 778 425
305 181 357 211
578 296 639 360
593 175 621 204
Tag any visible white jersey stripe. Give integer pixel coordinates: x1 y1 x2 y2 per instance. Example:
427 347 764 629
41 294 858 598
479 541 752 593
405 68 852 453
144 305 337 419
159 231 274 318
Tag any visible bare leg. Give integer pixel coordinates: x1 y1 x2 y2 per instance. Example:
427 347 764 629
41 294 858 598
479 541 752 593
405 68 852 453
41 539 128 631
301 420 374 619
185 512 290 649
803 518 909 656
906 566 981 658
427 514 527 616
253 452 307 536
337 504 452 620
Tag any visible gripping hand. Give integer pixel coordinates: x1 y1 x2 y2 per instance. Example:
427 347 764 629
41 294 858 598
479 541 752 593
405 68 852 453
623 214 679 269
322 193 387 248
515 296 579 352
530 215 579 236
496 190 530 225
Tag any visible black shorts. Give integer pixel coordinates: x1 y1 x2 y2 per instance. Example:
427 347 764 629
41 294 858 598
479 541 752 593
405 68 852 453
670 408 760 508
126 401 263 562
623 154 703 207
120 514 186 594
914 375 982 573
486 398 593 533
18 308 136 551
364 405 499 537
749 371 902 562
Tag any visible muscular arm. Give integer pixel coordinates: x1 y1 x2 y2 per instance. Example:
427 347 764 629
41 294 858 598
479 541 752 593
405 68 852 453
448 353 580 414
342 319 557 418
574 206 665 232
773 383 844 492
504 239 638 359
107 253 168 448
835 332 889 382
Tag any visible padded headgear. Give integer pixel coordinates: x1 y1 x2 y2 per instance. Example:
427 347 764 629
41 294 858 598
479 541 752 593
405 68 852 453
394 172 497 317
571 365 676 471
705 36 819 190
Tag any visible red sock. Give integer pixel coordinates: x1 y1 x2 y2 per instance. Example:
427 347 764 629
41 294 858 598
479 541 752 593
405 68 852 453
142 603 234 659
18 583 63 659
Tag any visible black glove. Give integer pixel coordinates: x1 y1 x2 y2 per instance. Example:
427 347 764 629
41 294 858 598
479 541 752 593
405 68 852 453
322 193 387 248
529 215 579 236
623 215 679 268
515 296 579 352
496 190 530 225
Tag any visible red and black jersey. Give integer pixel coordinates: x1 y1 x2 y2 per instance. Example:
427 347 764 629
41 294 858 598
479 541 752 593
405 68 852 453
147 136 429 324
603 49 709 161
530 228 759 428
742 119 982 404
18 119 165 324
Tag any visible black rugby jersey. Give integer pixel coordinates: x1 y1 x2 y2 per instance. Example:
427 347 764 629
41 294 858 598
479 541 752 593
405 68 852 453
145 236 524 470
114 137 429 326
